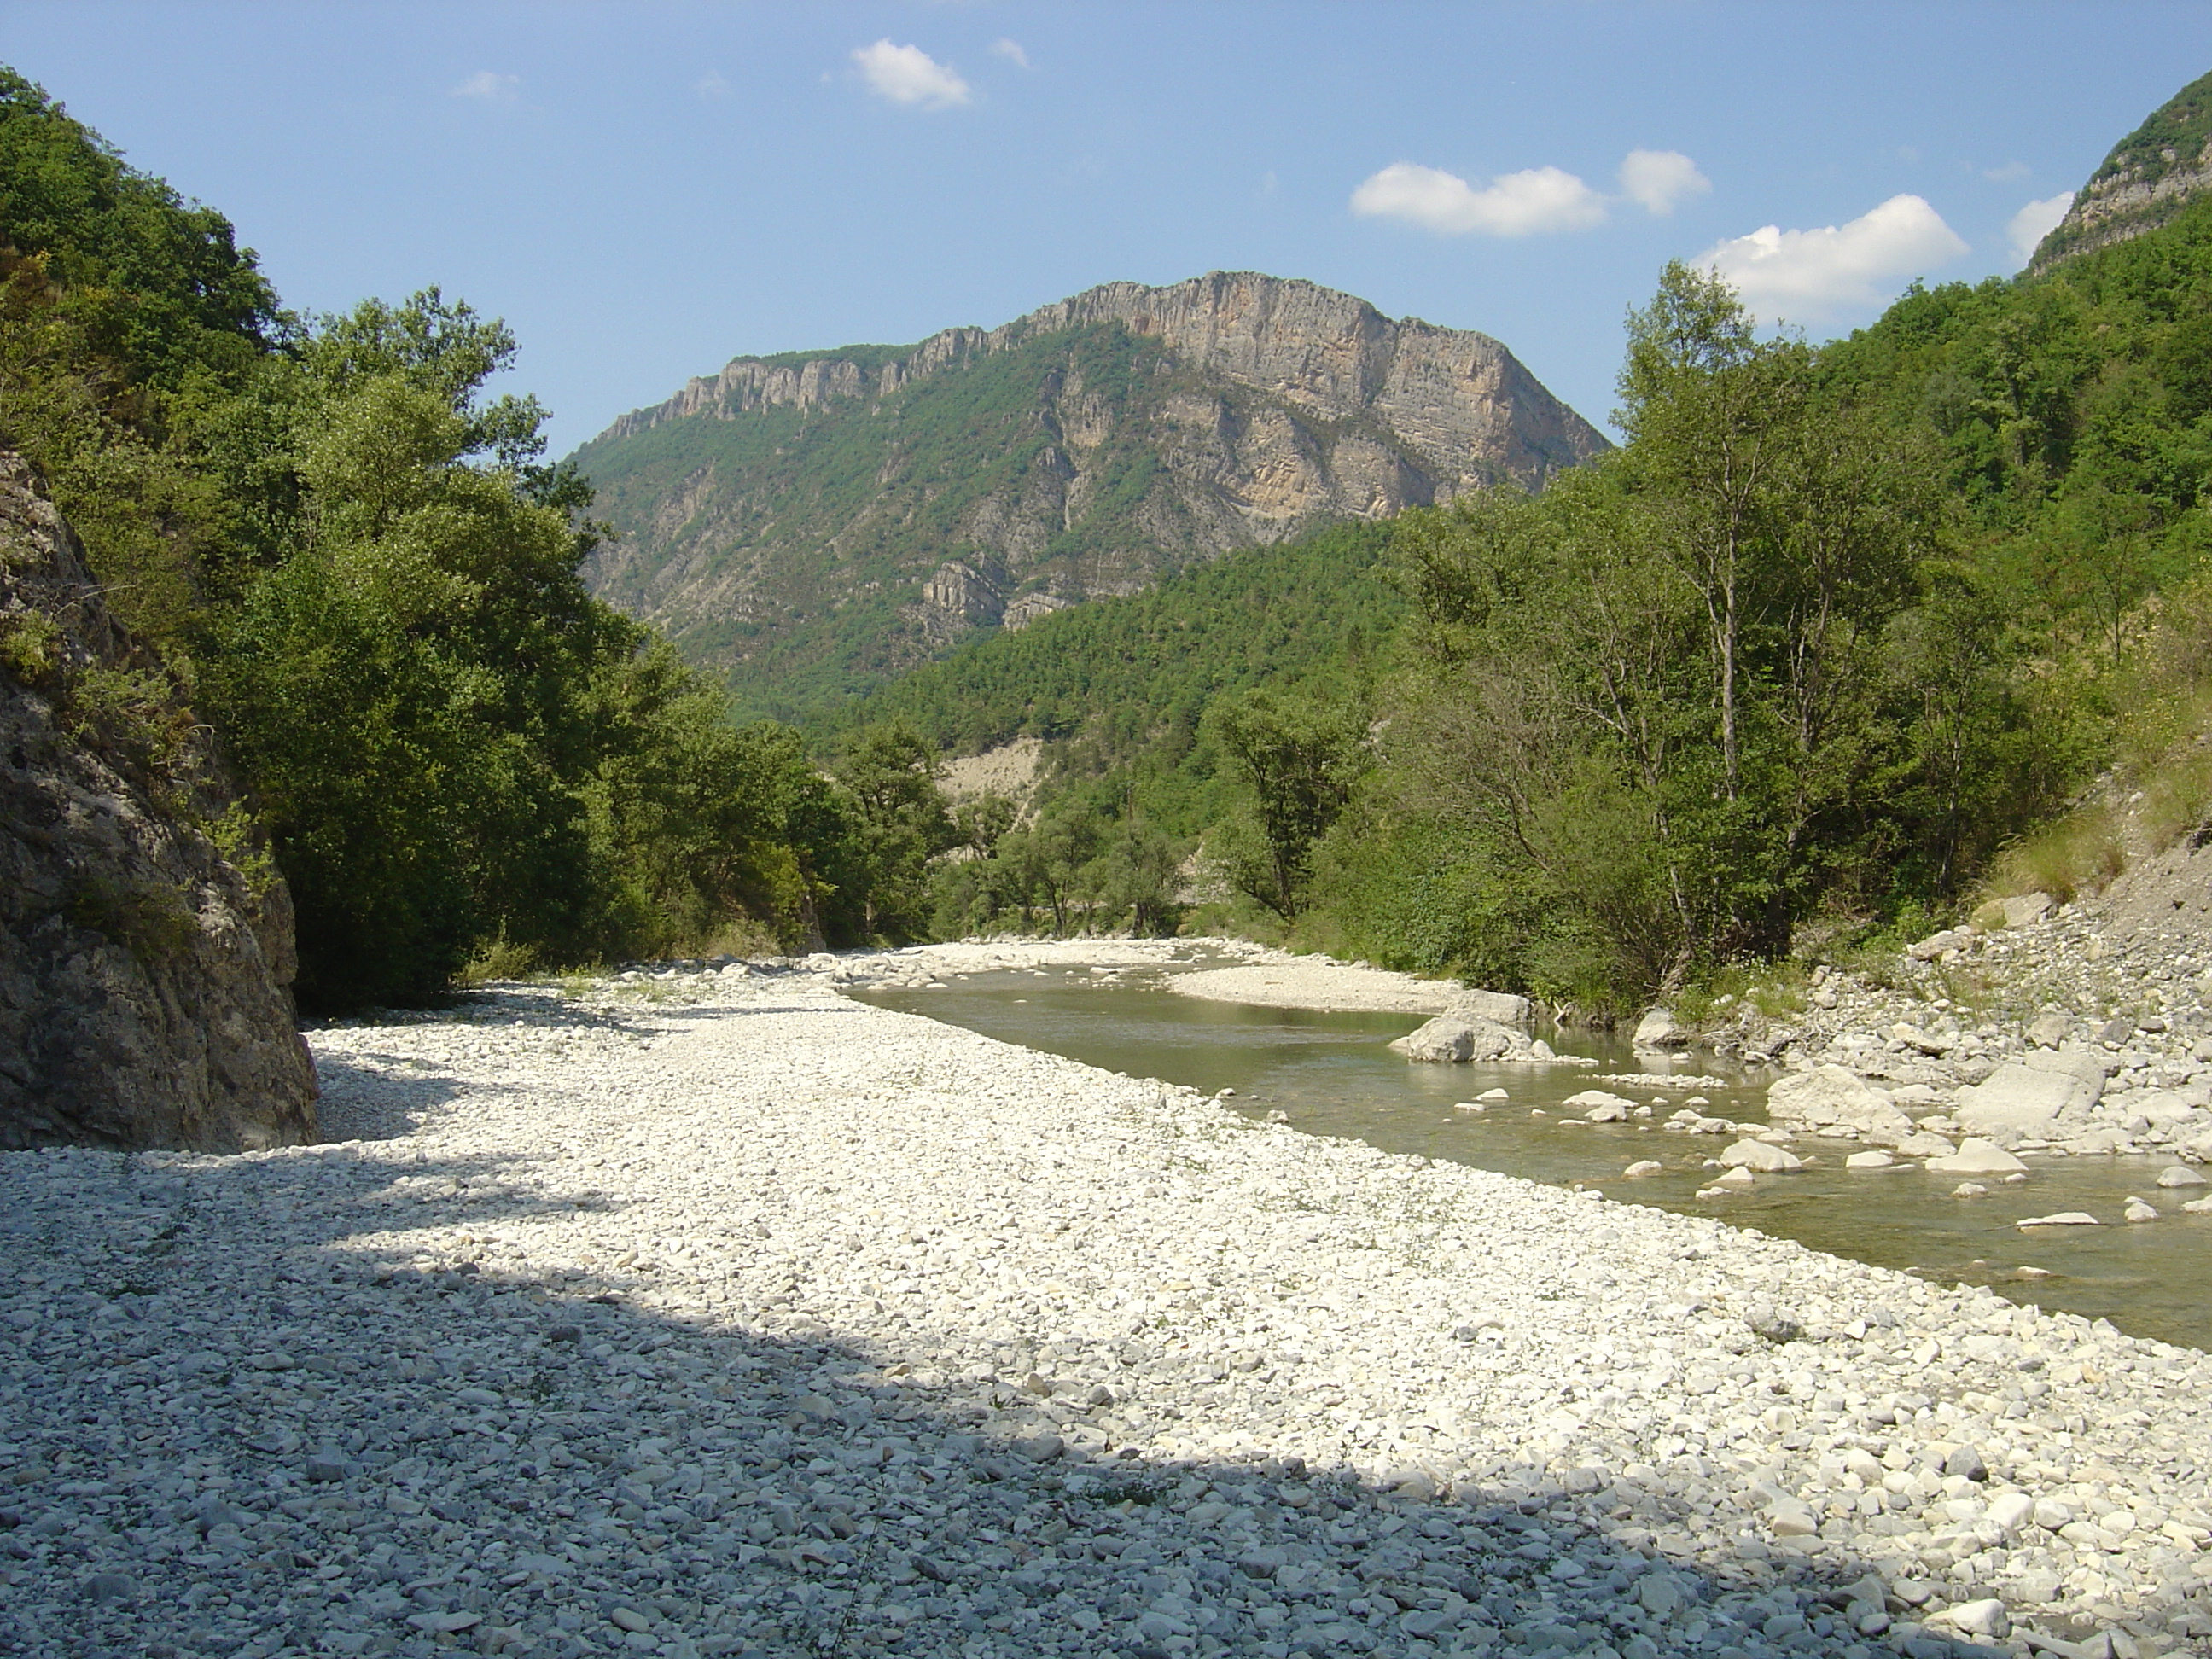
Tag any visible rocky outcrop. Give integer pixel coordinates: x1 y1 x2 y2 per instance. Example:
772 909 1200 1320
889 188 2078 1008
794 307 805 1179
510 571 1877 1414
603 272 1604 488
0 452 316 1151
573 273 1608 704
2029 70 2212 273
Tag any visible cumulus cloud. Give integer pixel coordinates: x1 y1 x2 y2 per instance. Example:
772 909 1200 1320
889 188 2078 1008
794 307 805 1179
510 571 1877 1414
990 38 1031 69
2007 192 2075 264
1618 149 1711 216
1697 194 1969 320
451 70 520 102
1350 161 1609 236
695 70 730 99
853 39 971 109
1352 149 1709 236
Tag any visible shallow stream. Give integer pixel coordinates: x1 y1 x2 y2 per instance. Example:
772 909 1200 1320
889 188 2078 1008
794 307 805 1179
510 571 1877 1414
858 963 2212 1351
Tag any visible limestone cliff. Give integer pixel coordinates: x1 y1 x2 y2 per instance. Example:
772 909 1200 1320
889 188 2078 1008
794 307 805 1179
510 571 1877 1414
2030 69 2212 273
572 272 1607 718
0 452 317 1151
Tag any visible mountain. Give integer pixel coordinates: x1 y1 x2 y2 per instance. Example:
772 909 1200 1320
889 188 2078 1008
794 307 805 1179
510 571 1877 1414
568 272 1607 720
2031 68 2212 272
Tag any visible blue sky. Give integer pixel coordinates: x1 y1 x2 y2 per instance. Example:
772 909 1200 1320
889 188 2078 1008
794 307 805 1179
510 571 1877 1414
7 3 2210 454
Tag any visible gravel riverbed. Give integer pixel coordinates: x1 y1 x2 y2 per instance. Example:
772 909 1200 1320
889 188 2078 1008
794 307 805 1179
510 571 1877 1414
4 949 2211 1659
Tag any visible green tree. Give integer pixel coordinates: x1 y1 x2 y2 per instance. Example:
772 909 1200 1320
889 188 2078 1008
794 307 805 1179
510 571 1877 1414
829 722 956 942
1205 688 1367 921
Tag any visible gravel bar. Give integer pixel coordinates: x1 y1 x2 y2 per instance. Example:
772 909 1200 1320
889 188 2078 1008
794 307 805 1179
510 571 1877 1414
3 952 2210 1659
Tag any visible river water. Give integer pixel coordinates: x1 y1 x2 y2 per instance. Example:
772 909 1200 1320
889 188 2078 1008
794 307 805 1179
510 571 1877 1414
857 963 2212 1351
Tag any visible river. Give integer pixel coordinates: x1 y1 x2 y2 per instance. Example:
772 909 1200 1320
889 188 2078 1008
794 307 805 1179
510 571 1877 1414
857 961 2212 1350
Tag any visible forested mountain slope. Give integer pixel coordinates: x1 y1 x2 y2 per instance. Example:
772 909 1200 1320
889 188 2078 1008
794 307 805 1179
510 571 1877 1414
569 273 1605 722
835 521 1399 756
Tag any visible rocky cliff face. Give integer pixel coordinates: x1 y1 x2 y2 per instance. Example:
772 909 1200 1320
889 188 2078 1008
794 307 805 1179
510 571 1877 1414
0 452 317 1151
2031 69 2212 273
573 273 1607 718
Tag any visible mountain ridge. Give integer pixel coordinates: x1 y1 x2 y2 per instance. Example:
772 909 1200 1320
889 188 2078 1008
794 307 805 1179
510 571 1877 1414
602 271 1605 486
570 271 1606 722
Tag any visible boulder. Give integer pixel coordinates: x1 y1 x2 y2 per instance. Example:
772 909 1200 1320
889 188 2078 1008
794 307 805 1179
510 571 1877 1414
2024 1011 2074 1048
1447 989 1532 1029
1906 928 1966 961
1389 1016 1523 1064
1932 1598 2009 1640
1895 1131 1958 1157
0 452 316 1152
1721 1138 1803 1173
2017 1211 2101 1227
2023 1047 2114 1102
1766 1065 1914 1144
1844 1150 1895 1169
1984 1492 2036 1537
1631 1007 1688 1049
2128 1089 2197 1127
1564 1089 1636 1119
1924 1138 2029 1175
2157 1165 2208 1188
2002 891 2054 928
1956 1061 2101 1133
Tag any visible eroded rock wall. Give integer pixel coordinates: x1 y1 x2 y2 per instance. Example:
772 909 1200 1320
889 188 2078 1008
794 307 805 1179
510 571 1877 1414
579 272 1607 697
0 451 317 1150
604 272 1602 490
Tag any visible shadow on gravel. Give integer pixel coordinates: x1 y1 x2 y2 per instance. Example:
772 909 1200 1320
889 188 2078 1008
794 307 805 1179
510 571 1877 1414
0 1144 2040 1659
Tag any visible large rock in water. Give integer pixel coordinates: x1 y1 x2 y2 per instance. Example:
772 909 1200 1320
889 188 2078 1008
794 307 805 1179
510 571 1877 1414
0 452 316 1150
1389 1016 1527 1064
1766 1065 1914 1144
1955 1056 2107 1135
1447 989 1532 1029
1632 1007 1688 1049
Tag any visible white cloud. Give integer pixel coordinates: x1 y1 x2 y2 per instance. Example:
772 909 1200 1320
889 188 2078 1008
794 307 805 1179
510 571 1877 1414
1983 160 2033 183
1697 194 1970 320
451 70 520 102
1618 149 1710 216
990 38 1030 69
696 69 730 99
2007 192 2075 264
1350 161 1609 236
852 39 971 109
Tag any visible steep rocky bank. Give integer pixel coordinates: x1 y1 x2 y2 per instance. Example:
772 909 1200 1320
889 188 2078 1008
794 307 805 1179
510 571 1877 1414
0 451 315 1151
1654 852 2212 1177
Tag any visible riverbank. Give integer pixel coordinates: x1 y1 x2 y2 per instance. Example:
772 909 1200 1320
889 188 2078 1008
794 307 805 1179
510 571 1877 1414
4 957 2209 1657
808 935 1470 1016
